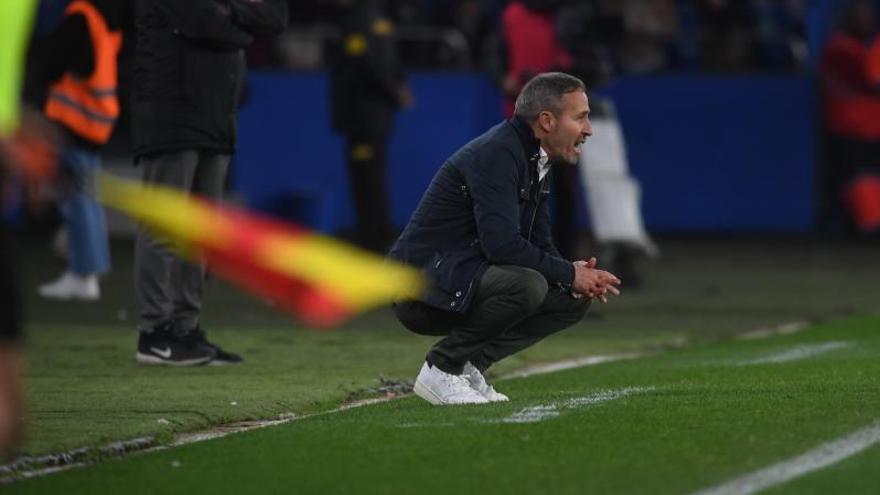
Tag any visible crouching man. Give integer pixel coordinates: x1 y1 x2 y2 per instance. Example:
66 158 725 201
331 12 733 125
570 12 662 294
389 72 621 405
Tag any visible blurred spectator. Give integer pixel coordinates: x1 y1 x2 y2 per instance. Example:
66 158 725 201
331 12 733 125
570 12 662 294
500 0 573 115
820 0 880 234
697 0 757 71
556 0 617 85
555 1 657 286
131 0 287 366
751 0 808 70
433 0 493 64
37 0 122 302
620 0 679 74
578 99 658 288
329 0 410 253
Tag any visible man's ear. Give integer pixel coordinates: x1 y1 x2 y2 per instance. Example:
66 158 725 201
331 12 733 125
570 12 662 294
538 111 555 133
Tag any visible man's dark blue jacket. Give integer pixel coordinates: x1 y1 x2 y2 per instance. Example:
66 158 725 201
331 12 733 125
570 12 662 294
389 117 575 313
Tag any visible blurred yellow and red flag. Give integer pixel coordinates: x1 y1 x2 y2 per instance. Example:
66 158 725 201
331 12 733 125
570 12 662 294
99 173 423 328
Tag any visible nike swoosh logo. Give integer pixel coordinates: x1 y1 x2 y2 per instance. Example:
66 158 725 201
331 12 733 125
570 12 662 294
150 347 172 359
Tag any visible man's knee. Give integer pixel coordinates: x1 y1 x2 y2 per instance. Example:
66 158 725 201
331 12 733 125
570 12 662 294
558 296 590 325
508 267 549 313
481 265 549 314
393 301 454 336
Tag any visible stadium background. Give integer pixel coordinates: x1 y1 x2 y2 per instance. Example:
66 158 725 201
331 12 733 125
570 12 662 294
6 0 880 491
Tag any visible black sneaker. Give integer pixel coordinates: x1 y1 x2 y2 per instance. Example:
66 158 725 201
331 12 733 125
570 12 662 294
182 327 244 365
136 324 216 366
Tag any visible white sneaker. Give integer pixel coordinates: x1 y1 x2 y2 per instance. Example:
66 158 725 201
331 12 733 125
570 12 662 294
413 362 490 405
462 362 509 402
38 272 100 301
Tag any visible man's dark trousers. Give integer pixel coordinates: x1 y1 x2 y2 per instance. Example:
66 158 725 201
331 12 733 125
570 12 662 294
134 150 229 336
394 265 590 375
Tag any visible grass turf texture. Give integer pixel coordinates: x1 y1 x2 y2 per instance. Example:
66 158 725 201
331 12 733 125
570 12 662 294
9 314 880 494
15 237 880 459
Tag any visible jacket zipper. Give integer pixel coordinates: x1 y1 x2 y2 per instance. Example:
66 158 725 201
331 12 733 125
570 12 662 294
527 177 544 241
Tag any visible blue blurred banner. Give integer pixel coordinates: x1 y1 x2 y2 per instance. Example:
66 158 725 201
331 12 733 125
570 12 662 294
600 75 816 233
236 71 816 234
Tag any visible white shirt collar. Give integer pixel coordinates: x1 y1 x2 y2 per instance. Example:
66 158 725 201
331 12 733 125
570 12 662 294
537 147 550 181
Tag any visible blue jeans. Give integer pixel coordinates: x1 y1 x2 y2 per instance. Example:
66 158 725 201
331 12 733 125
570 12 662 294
59 148 110 275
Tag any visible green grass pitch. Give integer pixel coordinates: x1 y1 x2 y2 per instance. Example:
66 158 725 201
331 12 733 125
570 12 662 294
9 314 880 494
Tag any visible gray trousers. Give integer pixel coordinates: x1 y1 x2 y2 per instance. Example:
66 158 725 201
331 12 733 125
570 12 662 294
394 265 590 375
134 150 229 334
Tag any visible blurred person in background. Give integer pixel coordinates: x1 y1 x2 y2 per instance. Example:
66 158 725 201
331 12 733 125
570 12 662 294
697 0 757 71
820 0 880 234
555 0 659 286
618 0 679 74
330 0 411 253
0 0 42 460
751 0 807 70
37 0 122 302
500 0 572 119
131 0 287 366
390 73 620 405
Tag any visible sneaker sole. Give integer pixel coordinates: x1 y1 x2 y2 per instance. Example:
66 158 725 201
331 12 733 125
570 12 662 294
135 352 213 367
486 393 510 402
413 379 490 406
413 379 444 405
207 359 243 366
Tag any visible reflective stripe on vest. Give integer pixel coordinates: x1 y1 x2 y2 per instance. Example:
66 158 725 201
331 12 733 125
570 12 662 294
44 0 121 144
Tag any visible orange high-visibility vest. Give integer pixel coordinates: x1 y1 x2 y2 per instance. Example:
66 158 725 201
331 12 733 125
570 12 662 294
44 0 121 145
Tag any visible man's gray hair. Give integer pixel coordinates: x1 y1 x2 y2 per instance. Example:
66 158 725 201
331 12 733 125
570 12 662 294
513 72 586 122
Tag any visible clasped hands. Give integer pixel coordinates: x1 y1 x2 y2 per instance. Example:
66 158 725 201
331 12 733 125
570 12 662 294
572 257 621 303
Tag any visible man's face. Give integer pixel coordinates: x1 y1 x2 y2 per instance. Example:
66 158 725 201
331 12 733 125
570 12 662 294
540 91 592 166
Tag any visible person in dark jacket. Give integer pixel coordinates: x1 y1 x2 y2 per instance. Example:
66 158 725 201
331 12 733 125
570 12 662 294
390 72 621 405
330 0 410 253
131 0 287 366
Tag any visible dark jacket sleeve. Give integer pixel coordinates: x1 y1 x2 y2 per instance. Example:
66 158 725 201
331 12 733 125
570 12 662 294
157 0 253 50
229 0 288 36
462 145 575 285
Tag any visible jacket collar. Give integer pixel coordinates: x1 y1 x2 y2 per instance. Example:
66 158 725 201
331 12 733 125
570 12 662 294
509 116 543 166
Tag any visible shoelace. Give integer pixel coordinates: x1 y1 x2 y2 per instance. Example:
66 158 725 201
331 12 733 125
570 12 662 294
443 372 472 393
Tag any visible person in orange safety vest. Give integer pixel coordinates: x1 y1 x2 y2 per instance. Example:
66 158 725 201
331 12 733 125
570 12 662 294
38 0 122 301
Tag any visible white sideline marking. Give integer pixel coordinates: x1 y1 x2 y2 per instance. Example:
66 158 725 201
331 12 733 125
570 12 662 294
736 321 809 341
498 386 655 424
396 422 455 429
691 421 880 495
502 405 561 424
738 341 850 366
565 387 653 407
501 353 646 380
